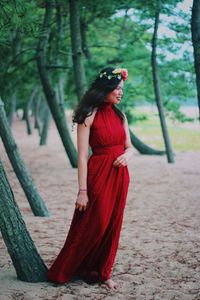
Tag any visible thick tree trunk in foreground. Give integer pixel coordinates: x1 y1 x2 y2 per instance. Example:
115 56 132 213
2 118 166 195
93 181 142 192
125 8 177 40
0 98 50 216
0 161 47 282
151 10 175 163
69 0 87 100
129 129 165 155
36 1 77 168
191 0 200 121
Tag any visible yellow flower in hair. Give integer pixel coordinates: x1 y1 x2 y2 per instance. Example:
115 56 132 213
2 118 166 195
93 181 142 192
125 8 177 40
99 67 128 80
112 68 121 75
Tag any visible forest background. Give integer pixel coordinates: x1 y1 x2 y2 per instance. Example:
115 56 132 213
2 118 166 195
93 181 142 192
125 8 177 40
0 0 200 299
0 0 199 154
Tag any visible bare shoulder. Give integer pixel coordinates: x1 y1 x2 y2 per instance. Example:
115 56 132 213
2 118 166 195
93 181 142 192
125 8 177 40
84 108 98 128
121 111 128 124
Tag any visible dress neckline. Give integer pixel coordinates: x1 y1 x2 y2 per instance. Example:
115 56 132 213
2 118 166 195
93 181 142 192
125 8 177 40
100 102 113 109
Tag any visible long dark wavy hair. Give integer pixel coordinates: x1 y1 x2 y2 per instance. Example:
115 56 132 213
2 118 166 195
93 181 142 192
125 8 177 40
72 67 125 127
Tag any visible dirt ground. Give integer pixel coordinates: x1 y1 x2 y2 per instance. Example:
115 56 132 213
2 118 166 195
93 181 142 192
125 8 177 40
0 115 200 300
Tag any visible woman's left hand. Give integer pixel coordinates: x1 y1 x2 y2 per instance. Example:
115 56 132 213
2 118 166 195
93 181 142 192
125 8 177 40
113 154 128 167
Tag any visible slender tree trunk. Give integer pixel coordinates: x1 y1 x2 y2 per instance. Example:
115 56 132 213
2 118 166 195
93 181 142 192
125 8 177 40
24 102 32 135
6 30 21 126
56 77 65 107
80 18 91 60
33 94 41 136
55 1 66 111
24 87 39 135
191 0 200 121
69 0 87 100
40 101 51 145
0 98 50 216
36 1 77 168
22 108 26 120
0 160 47 282
7 94 17 126
151 9 174 163
129 129 165 155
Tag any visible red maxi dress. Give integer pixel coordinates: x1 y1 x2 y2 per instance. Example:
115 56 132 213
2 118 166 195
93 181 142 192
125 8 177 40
47 101 130 284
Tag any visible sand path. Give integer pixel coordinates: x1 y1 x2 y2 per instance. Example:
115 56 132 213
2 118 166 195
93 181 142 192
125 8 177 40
0 117 200 300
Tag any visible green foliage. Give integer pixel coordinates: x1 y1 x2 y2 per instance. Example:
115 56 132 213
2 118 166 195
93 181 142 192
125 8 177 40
164 100 195 123
0 0 197 126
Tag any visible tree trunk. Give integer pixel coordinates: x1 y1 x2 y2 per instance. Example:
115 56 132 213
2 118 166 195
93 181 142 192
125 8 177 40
7 94 17 126
24 87 39 135
129 129 165 155
40 101 51 145
6 30 21 126
191 0 200 121
56 77 65 108
0 97 50 216
33 94 41 136
24 100 32 135
151 9 175 163
55 2 65 111
80 18 91 60
0 160 47 282
22 108 26 120
36 1 78 168
69 0 87 100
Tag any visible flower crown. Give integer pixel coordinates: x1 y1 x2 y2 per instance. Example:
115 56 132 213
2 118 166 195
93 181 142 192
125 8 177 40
99 68 128 81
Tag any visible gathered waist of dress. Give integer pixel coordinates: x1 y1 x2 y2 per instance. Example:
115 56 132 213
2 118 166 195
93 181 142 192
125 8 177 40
91 144 125 155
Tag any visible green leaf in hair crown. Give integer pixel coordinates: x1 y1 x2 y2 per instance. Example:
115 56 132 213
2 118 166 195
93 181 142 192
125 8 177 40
99 68 128 81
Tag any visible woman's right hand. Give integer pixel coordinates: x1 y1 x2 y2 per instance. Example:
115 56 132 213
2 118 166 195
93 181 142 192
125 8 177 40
75 192 89 212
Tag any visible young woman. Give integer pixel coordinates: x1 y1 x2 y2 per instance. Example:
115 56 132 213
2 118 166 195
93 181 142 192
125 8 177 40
48 67 134 290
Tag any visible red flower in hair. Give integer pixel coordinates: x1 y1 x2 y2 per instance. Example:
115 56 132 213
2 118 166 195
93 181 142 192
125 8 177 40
100 68 128 81
121 68 128 81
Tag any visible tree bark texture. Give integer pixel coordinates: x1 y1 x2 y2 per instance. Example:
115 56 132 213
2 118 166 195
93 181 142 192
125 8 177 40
0 98 50 216
0 160 47 282
69 0 87 100
24 87 39 135
151 9 175 163
80 18 91 60
7 94 17 126
129 129 165 155
33 94 41 136
40 101 51 145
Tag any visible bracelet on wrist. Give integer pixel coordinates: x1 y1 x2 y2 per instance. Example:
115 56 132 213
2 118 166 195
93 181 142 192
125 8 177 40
77 189 87 195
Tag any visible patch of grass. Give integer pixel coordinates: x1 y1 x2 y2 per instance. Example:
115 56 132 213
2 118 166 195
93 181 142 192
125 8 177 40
130 108 200 152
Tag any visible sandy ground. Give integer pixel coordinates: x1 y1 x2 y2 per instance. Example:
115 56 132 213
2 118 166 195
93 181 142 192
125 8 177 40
0 115 200 300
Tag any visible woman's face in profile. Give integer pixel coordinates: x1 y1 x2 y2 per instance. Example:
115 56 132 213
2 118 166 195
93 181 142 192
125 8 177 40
105 80 124 104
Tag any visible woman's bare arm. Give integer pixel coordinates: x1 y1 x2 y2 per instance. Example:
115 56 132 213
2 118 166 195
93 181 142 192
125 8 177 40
76 111 96 211
77 122 90 191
